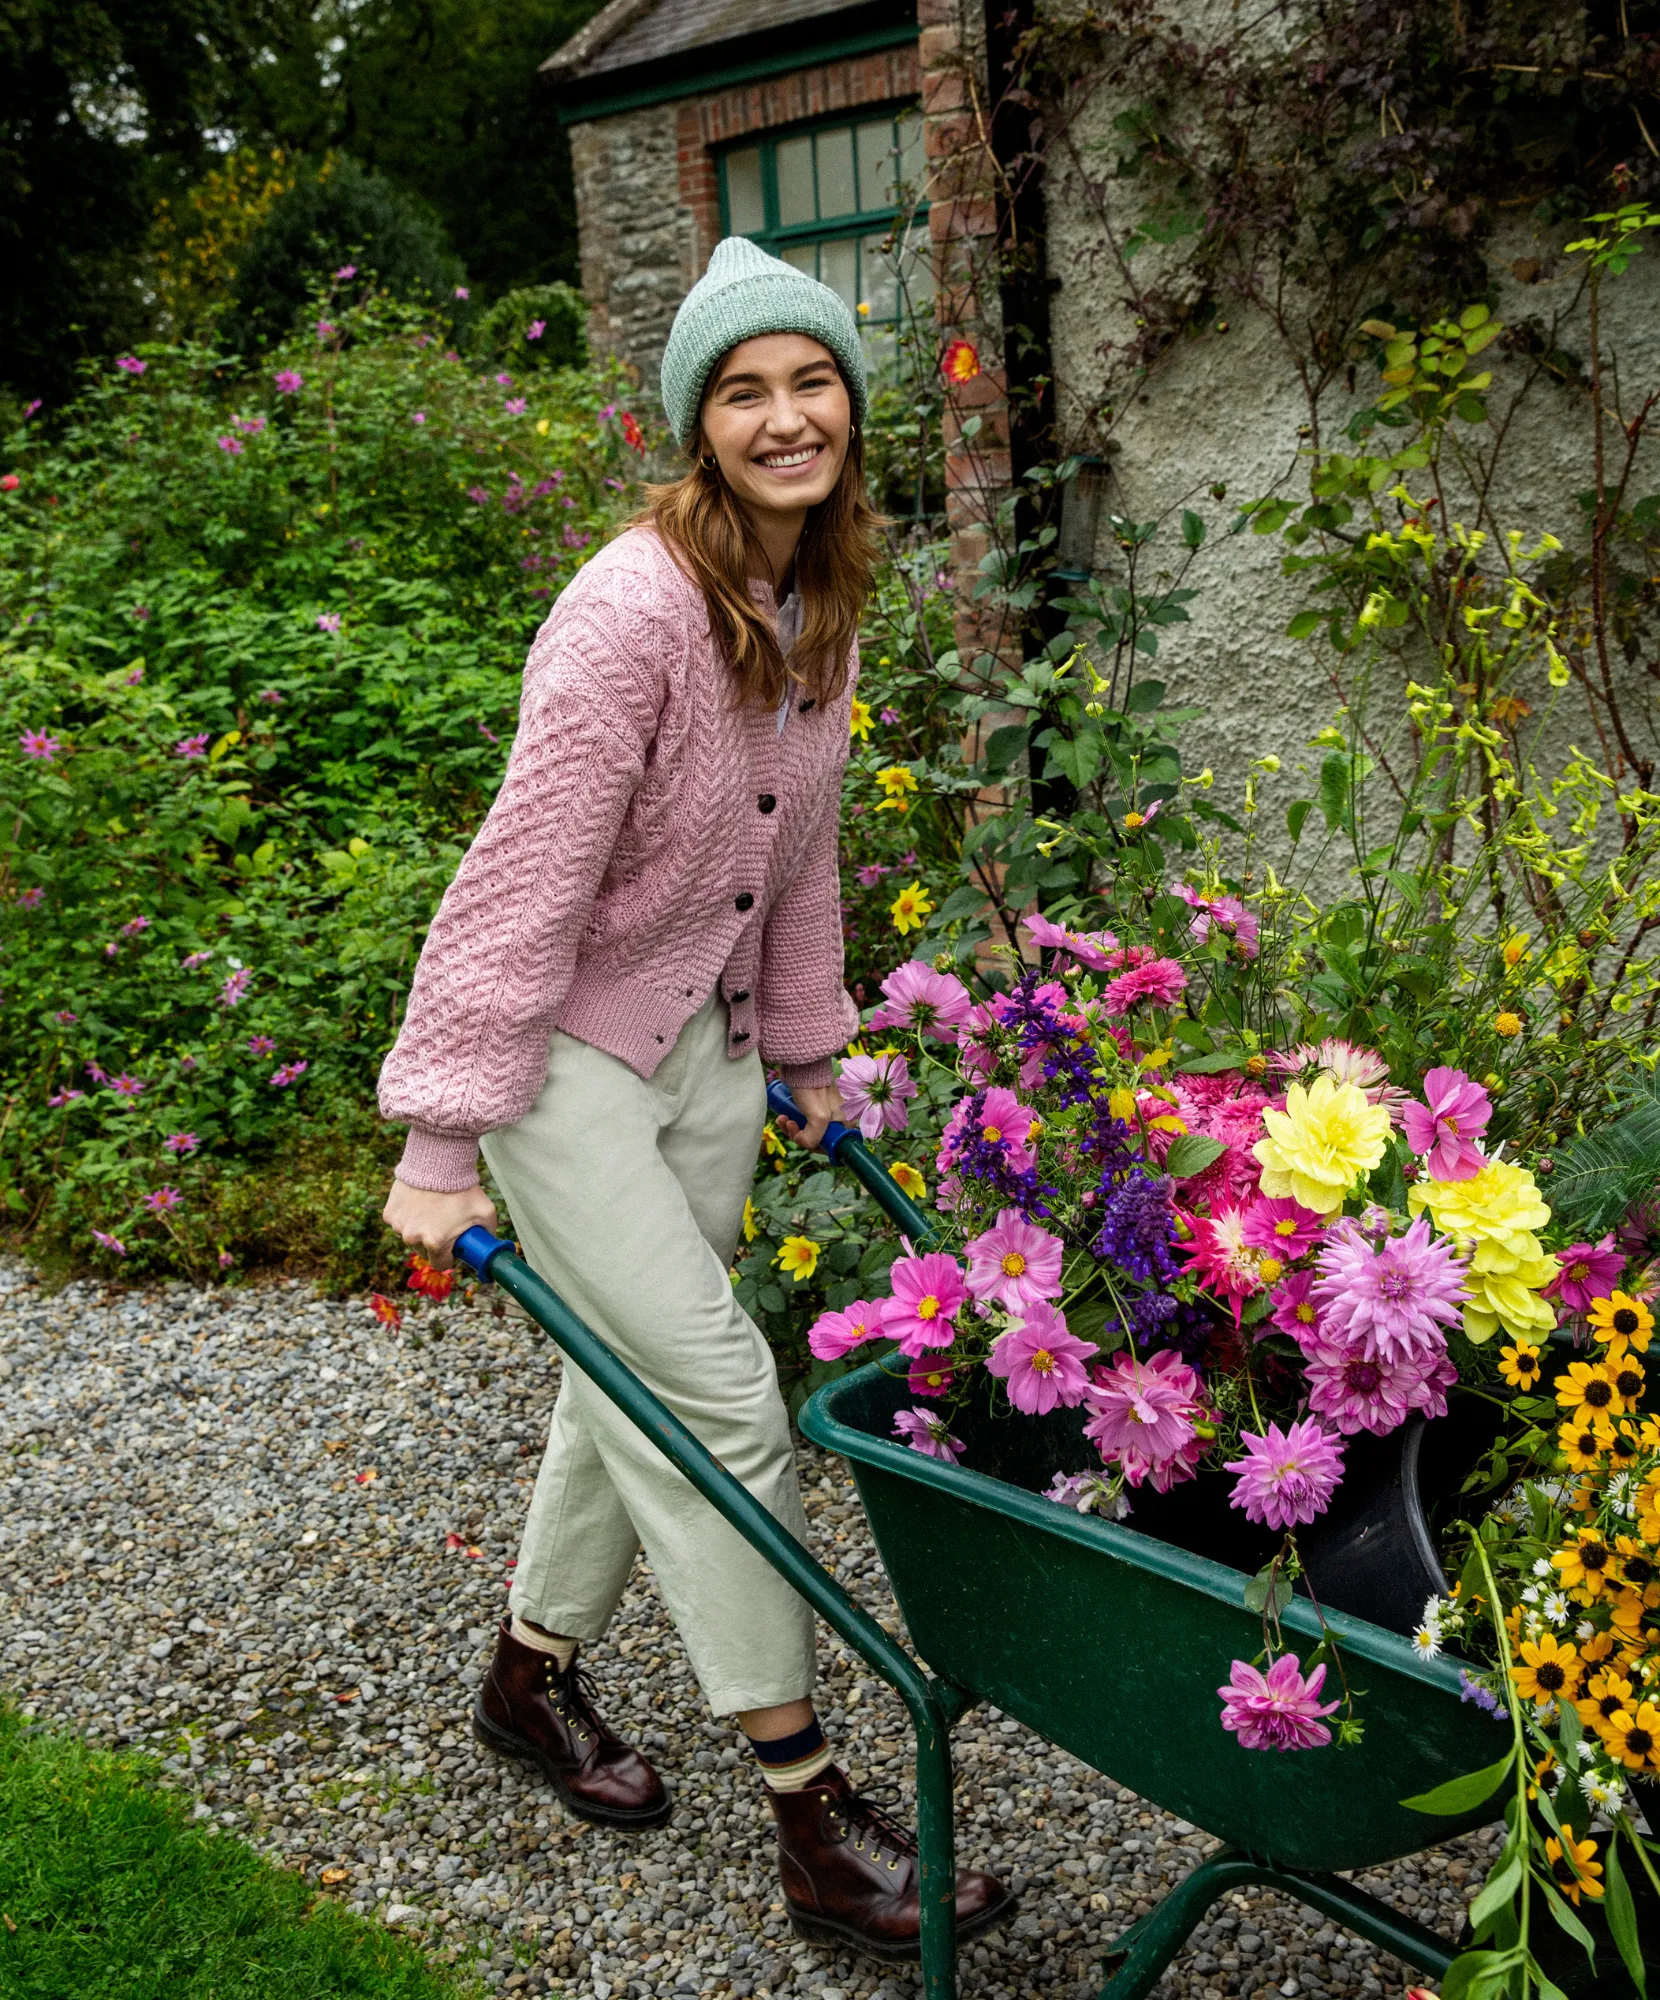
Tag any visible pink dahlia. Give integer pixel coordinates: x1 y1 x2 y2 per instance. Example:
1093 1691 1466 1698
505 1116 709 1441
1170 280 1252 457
1545 1234 1626 1313
1218 1654 1339 1752
985 1302 1097 1415
866 960 973 1041
964 1210 1065 1310
1225 1418 1345 1530
1101 956 1186 1016
807 1299 883 1361
881 1252 968 1355
1400 1068 1491 1181
1180 1206 1266 1324
1084 1348 1206 1485
1311 1216 1466 1366
1271 1037 1407 1120
1302 1340 1455 1436
837 1051 917 1138
892 1407 964 1462
1148 1072 1274 1209
1026 911 1118 972
1242 1195 1325 1264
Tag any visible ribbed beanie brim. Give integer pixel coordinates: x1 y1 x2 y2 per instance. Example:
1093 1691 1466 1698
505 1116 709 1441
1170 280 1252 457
659 236 868 448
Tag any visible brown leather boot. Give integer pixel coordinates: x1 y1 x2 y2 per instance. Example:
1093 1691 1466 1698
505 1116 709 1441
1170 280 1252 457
769 1765 1013 1962
471 1619 670 1828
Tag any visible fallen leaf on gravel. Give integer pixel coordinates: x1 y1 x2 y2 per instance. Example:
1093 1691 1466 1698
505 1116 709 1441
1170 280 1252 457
353 1468 377 1484
324 1440 349 1454
320 1867 350 1886
443 1532 465 1550
334 1687 359 1703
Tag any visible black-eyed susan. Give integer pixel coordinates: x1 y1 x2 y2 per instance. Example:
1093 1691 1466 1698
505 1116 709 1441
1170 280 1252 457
1575 1666 1636 1732
1554 1527 1615 1599
1615 1536 1660 1609
1588 1290 1654 1353
1597 1700 1660 1773
1607 1352 1646 1411
1526 1748 1557 1800
1545 1832 1605 1904
1498 1341 1543 1390
1511 1631 1578 1706
1609 1590 1649 1661
1556 1359 1620 1426
1609 1421 1643 1471
1558 1419 1612 1474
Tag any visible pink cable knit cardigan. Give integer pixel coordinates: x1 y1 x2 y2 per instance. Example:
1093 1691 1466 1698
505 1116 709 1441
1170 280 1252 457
378 524 859 1193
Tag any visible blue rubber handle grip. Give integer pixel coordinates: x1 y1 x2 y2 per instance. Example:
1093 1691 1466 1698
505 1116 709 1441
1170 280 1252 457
767 1078 854 1161
454 1224 516 1282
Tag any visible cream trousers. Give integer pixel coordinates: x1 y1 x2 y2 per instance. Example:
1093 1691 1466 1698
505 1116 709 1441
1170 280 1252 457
480 992 816 1715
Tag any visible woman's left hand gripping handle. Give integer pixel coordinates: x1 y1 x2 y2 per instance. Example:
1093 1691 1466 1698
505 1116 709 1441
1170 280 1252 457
382 1179 501 1272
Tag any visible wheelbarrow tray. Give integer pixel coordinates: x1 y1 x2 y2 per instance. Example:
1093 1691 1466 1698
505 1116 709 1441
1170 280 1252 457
802 1361 1504 1877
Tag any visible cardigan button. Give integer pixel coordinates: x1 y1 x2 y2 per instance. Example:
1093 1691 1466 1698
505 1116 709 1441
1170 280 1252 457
798 698 816 713
758 793 776 813
731 1030 750 1045
730 989 750 1003
734 892 754 912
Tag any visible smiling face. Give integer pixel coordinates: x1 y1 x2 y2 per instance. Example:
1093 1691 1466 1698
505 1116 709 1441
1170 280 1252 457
698 332 851 524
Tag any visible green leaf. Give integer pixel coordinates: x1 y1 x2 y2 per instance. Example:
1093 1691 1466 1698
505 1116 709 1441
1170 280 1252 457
1045 729 1104 789
1242 1561 1293 1616
1285 609 1322 640
1440 1949 1521 2000
1287 798 1313 843
1318 751 1353 832
1123 679 1166 714
1401 1748 1515 1816
1536 1873 1597 1963
1604 1836 1648 1996
931 884 988 926
1175 1047 1253 1075
1181 509 1206 548
1467 1847 1523 1936
1162 1132 1228 1178
982 723 1029 776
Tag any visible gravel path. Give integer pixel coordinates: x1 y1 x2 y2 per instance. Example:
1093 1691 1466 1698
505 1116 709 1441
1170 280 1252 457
0 1262 1501 1999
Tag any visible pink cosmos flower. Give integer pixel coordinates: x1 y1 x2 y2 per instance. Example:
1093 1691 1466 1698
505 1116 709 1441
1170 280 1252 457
104 942 119 958
142 1186 183 1212
235 415 265 435
316 319 336 338
1242 1196 1325 1265
175 733 210 759
837 1051 917 1138
91 1229 126 1255
120 915 151 937
412 411 427 425
881 706 901 724
181 950 213 970
504 398 527 415
1401 1068 1491 1180
1174 882 1260 957
47 1088 83 1107
218 967 251 1006
216 435 244 456
907 1356 956 1398
496 372 513 387
1269 1268 1324 1346
986 1302 1097 1414
334 263 357 279
893 1407 964 1462
1226 1418 1345 1530
964 1211 1065 1310
1312 1216 1467 1366
258 688 282 704
123 664 144 684
1544 1234 1626 1313
19 886 43 909
881 1252 968 1355
1180 1207 1267 1323
271 1059 309 1087
109 1073 145 1097
867 960 973 1040
526 319 546 340
1302 1340 1453 1435
218 1249 235 1268
21 727 62 762
960 1085 1040 1171
1025 912 1119 972
807 1299 883 1361
455 286 469 300
85 1061 108 1083
317 611 343 634
247 1033 276 1055
1084 1348 1207 1487
54 1010 77 1024
116 355 146 375
1218 1654 1340 1752
1101 956 1186 1015
163 1132 200 1155
274 369 303 393
855 862 890 887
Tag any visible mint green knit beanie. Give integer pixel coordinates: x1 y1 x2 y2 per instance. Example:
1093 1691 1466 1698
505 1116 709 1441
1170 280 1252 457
659 236 868 450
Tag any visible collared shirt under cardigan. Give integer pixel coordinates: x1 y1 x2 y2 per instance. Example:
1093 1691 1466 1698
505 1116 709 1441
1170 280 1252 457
378 523 860 1194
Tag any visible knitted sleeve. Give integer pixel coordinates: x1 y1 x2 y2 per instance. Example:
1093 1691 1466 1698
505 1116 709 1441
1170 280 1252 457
377 600 659 1192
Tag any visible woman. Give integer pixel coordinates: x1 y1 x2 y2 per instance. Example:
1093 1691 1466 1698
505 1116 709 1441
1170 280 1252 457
379 237 1010 1963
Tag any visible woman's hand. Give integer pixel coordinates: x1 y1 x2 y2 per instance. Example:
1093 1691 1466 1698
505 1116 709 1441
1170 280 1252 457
776 1083 843 1153
382 1178 500 1271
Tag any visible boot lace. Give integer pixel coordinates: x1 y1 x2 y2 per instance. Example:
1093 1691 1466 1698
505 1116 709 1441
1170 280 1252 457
829 1786 918 1871
545 1662 617 1749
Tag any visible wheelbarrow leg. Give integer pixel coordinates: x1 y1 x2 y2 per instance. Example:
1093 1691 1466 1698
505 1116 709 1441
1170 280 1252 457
914 1687 959 2000
1094 1848 1457 2000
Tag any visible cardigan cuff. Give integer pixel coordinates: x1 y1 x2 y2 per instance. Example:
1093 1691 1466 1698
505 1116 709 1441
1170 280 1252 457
395 1125 484 1194
779 1056 836 1092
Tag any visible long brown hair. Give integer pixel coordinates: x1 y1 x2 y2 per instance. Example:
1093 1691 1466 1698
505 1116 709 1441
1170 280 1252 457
640 404 883 709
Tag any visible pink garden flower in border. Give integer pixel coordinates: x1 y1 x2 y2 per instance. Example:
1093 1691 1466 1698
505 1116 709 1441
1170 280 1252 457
1225 1418 1345 1530
1269 1268 1324 1347
218 967 252 1007
163 1132 200 1156
174 733 210 760
1101 956 1186 1016
455 286 469 300
526 319 547 340
271 1059 309 1087
892 1407 964 1462
956 1085 1040 1172
1400 1067 1491 1180
881 1252 968 1355
1302 1340 1454 1436
1312 1215 1466 1366
1218 1654 1339 1752
85 1061 108 1083
866 959 973 1040
274 369 304 394
47 1088 83 1107
1242 1195 1325 1264
316 612 343 634
21 728 62 762
115 355 146 375
964 1210 1065 1310
247 1033 277 1055
807 1299 882 1361
54 1009 77 1024
1084 1347 1206 1485
985 1302 1097 1415
907 1356 956 1398
142 1185 183 1212
216 434 244 456
334 263 357 279
1180 1206 1267 1324
1545 1234 1626 1313
837 1051 917 1138
1025 911 1118 972
91 1229 126 1256
411 411 427 426
504 398 527 415
109 1073 146 1097
181 950 213 970
1173 882 1260 957
19 886 43 909
120 915 151 938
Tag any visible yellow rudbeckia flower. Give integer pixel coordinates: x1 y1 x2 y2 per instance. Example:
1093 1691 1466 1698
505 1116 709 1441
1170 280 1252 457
775 1236 821 1283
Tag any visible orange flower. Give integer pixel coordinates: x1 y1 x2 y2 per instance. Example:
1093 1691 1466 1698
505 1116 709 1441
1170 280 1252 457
1545 1832 1605 1904
406 1252 455 1302
368 1292 402 1328
941 337 981 384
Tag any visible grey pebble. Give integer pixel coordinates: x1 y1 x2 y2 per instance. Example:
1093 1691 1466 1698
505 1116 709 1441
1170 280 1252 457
0 1260 1502 1997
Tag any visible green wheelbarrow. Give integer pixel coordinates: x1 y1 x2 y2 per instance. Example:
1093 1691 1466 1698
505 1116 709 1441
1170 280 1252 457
455 1081 1503 2000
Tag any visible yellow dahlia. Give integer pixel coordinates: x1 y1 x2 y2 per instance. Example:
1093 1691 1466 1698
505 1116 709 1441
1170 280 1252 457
1408 1156 1559 1343
1252 1073 1392 1216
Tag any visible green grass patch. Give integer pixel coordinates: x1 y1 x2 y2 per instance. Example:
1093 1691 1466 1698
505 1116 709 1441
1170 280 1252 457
0 1706 481 1999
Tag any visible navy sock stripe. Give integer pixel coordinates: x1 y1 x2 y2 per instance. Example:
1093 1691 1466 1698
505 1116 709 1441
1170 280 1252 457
746 1718 825 1767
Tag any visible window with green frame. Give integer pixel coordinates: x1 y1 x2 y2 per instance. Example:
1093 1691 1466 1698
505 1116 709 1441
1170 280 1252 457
718 107 932 332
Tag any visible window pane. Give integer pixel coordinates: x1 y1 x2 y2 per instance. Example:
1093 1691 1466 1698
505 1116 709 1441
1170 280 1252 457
781 242 816 277
893 217 936 311
724 146 765 235
895 107 924 197
815 126 856 220
856 118 896 210
860 231 899 322
776 134 815 225
820 235 859 312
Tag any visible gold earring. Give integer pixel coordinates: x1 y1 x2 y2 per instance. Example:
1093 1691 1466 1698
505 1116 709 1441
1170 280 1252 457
700 453 717 470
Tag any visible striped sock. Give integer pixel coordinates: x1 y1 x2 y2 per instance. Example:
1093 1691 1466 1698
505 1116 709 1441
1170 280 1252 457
510 1617 578 1672
747 1716 834 1792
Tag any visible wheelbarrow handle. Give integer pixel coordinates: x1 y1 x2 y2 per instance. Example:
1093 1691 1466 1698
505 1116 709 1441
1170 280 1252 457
766 1079 939 1249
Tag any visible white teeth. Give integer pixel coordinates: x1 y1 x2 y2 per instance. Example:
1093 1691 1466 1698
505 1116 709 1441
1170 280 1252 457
759 446 820 468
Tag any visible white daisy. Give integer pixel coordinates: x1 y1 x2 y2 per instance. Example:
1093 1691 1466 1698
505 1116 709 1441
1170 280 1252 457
1412 1624 1442 1662
1542 1592 1570 1625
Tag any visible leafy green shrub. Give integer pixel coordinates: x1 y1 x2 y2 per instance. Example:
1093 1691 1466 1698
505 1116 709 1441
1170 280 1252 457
466 284 587 373
1 290 654 1281
223 160 462 355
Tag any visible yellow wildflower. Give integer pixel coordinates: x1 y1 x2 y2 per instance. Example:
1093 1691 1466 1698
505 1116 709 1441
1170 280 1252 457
874 765 917 813
1494 1010 1522 1037
889 1162 927 1200
1553 1527 1615 1599
1501 934 1528 968
1108 1087 1138 1123
1512 1631 1577 1706
890 881 934 934
1497 1341 1543 1390
742 1196 759 1243
775 1236 821 1283
1544 1832 1605 1904
1253 1073 1392 1216
1589 1291 1654 1354
1408 1157 1558 1343
850 698 873 741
